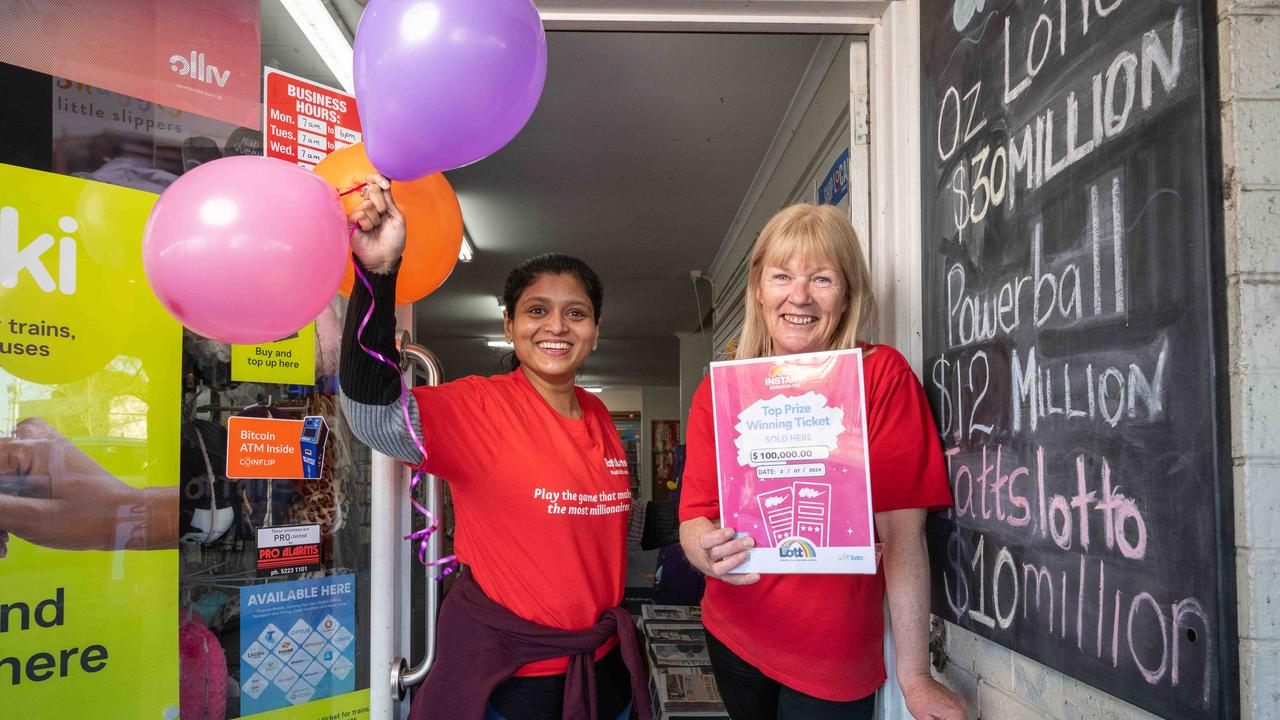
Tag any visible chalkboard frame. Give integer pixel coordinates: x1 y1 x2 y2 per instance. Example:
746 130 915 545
1197 0 1241 716
917 1 1240 716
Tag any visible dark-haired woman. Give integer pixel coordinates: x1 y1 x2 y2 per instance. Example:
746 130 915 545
339 175 658 720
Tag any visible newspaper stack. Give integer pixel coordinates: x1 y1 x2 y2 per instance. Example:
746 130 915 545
639 606 729 720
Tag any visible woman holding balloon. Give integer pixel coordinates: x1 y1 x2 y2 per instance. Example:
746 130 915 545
340 4 663 715
339 175 653 720
144 0 658 717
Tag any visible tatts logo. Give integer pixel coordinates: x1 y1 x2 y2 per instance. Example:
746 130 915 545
778 537 817 560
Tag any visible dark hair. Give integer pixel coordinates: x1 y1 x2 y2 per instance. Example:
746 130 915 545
502 253 604 371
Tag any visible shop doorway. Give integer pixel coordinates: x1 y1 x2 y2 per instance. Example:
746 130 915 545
0 3 923 720
367 3 923 719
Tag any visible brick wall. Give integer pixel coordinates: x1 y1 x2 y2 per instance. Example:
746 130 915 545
1220 1 1280 717
935 623 1161 719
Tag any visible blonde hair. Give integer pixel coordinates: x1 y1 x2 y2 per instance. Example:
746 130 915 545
735 203 876 360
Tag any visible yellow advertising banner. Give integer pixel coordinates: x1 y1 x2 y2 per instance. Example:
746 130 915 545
231 322 317 385
0 164 181 717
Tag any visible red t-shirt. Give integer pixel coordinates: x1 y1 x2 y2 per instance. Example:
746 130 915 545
679 345 952 701
413 370 632 676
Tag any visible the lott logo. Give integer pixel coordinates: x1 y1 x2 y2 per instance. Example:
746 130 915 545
170 50 231 88
778 537 817 560
0 207 77 294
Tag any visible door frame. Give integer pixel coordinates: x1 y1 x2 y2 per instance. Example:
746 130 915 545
382 4 926 719
534 8 925 720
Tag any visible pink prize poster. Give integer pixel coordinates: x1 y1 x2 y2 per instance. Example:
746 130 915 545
710 348 875 573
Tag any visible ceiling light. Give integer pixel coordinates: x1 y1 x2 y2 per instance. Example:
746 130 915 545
280 0 355 93
486 340 512 349
583 387 604 394
458 226 475 263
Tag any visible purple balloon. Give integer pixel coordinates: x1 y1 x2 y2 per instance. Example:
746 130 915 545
354 0 548 181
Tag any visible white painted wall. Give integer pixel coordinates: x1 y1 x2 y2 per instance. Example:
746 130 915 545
592 385 681 502
707 37 853 355
593 386 643 413
640 386 681 501
677 329 711 443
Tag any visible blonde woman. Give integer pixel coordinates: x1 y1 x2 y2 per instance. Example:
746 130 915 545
679 204 965 720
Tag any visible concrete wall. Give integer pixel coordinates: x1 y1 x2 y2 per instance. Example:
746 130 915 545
935 624 1162 719
932 3 1280 717
1219 1 1280 717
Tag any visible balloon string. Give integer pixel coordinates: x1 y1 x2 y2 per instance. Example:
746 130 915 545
339 182 368 197
351 226 457 581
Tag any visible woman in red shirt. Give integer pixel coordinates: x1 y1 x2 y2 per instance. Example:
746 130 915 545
341 176 657 720
679 204 966 720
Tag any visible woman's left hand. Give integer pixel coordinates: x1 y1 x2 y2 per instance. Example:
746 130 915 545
900 673 968 720
679 517 760 585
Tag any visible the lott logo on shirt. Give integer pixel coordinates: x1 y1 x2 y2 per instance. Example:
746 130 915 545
603 457 629 477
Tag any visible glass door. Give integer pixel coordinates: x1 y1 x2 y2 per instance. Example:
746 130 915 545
178 318 375 719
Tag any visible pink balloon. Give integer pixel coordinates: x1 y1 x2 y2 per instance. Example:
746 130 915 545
142 156 349 345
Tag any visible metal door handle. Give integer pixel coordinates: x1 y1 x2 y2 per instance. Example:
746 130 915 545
393 341 443 700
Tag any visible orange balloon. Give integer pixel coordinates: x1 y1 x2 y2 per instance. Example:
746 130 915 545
313 143 464 305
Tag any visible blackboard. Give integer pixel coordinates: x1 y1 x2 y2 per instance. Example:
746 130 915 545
919 1 1236 717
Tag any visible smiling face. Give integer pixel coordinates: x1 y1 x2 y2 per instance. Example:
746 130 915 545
754 253 848 356
503 272 600 386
